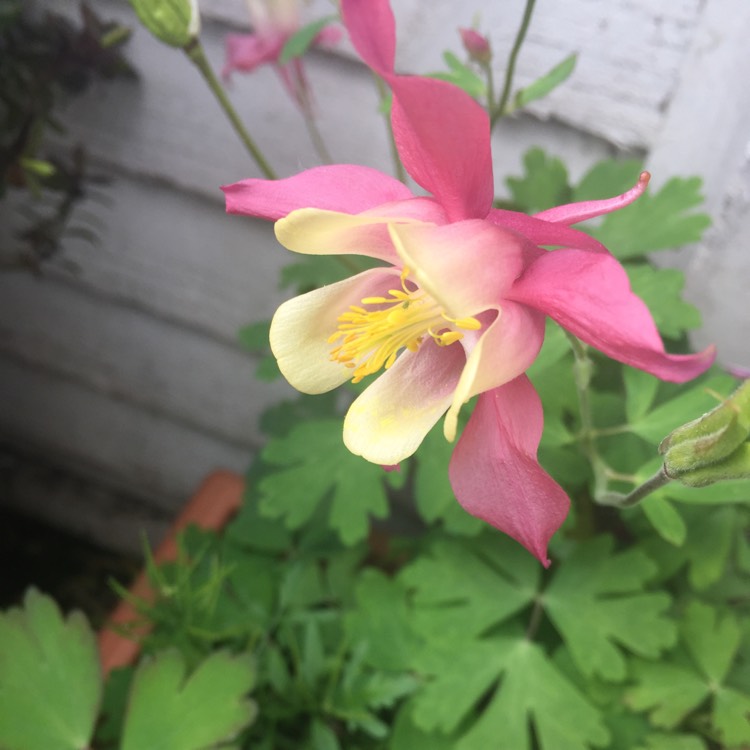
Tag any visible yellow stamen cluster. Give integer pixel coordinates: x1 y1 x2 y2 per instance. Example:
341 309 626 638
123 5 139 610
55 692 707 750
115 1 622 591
328 268 481 383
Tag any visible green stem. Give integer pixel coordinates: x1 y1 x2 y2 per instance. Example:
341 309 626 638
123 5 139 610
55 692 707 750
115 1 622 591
565 332 609 536
184 40 277 179
484 61 496 116
597 467 672 508
374 74 408 184
303 108 334 164
492 0 536 126
297 83 334 164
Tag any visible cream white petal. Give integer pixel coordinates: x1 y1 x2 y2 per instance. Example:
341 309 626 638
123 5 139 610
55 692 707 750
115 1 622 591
270 268 398 394
344 339 464 465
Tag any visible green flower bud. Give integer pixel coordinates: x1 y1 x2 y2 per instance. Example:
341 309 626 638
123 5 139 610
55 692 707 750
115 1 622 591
130 0 200 48
660 380 750 485
671 443 750 487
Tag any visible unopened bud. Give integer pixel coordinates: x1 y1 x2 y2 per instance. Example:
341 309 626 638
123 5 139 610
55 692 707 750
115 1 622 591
130 0 200 48
660 380 750 486
459 27 491 65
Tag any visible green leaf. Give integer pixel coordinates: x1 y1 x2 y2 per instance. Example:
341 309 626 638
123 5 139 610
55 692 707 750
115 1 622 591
573 159 643 202
624 367 660 424
309 719 341 750
637 505 739 588
237 320 270 352
639 495 687 546
514 53 577 108
681 506 737 590
346 570 422 671
279 16 337 64
625 264 701 338
506 147 572 213
391 703 456 750
627 601 750 745
633 732 707 750
399 534 540 643
626 660 708 727
713 688 750 746
543 537 676 680
121 650 257 750
257 419 390 544
96 667 134 746
237 320 280 381
429 51 486 100
20 156 57 178
0 588 101 750
681 601 741 684
587 177 711 259
280 255 362 294
413 638 610 750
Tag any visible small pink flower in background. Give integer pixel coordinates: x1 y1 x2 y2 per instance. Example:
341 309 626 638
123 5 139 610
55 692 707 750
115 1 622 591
223 0 715 564
222 0 341 107
459 27 491 65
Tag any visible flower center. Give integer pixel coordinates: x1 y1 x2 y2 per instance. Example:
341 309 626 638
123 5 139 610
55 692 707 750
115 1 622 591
328 267 481 383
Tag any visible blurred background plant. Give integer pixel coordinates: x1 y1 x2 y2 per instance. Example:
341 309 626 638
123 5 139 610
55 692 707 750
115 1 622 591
0 0 133 273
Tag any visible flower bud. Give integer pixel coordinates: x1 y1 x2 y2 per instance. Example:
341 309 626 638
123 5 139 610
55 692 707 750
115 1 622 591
459 27 491 65
130 0 200 48
660 380 750 486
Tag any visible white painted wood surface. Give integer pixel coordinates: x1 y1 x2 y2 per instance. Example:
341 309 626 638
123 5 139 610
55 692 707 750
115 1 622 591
1 0 748 548
646 0 750 371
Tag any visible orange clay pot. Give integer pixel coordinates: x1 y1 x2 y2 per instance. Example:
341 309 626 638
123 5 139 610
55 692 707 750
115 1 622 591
97 470 244 677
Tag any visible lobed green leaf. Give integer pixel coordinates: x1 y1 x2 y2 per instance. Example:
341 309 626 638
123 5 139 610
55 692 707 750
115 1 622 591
0 588 101 750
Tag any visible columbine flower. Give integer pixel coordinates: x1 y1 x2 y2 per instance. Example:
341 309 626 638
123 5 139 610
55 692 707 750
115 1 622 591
223 0 715 563
223 0 341 107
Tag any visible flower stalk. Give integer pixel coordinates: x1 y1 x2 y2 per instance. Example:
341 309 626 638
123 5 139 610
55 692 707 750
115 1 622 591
597 467 672 508
492 0 536 125
185 40 277 179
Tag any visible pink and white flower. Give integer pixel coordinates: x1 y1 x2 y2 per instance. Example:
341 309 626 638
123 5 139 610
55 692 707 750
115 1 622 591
223 0 715 563
222 0 341 106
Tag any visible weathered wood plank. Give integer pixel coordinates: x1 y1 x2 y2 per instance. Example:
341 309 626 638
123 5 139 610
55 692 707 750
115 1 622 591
0 355 252 507
1 445 172 556
1 172 290 342
0 273 292 446
646 0 750 368
389 0 703 148
43 0 679 206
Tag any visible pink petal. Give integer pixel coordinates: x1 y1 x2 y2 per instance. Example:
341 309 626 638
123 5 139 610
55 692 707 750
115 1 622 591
222 165 414 220
387 220 526 318
507 248 716 382
341 0 397 73
341 0 494 221
222 32 286 79
444 301 545 442
389 77 495 221
533 172 650 225
344 339 464 465
314 26 343 48
487 208 608 253
449 376 570 565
